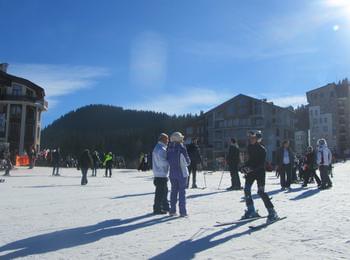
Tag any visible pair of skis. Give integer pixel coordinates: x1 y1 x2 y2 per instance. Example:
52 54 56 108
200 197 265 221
215 216 287 230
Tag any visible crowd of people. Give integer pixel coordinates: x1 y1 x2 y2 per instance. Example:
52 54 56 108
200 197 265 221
151 130 336 222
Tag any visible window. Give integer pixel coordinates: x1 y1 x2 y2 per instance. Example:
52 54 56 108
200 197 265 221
323 126 328 132
186 127 193 135
276 128 280 137
26 88 34 97
12 85 22 96
10 105 22 116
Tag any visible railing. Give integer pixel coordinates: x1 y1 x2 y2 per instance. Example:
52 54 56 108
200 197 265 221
0 94 38 103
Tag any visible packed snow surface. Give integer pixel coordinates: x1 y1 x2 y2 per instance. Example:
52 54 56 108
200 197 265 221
1 163 350 259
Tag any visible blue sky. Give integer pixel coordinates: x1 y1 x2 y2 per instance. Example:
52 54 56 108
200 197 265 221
1 0 350 126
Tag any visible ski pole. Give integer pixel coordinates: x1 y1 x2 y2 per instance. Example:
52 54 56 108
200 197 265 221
218 170 224 190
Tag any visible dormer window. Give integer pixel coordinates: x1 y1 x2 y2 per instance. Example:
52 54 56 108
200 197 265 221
12 84 22 96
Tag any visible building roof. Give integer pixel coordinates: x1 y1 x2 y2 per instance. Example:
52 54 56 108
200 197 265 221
204 93 295 115
0 70 45 98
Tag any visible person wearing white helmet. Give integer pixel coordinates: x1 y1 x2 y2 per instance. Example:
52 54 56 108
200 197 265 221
167 132 191 217
317 138 333 189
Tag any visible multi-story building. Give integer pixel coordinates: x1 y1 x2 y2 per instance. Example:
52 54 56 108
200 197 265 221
306 79 350 155
186 94 295 168
0 63 48 157
294 130 308 156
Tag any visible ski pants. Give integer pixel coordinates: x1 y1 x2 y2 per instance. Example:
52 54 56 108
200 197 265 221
187 164 197 187
153 177 169 212
244 170 274 210
319 165 332 188
105 167 112 177
280 164 292 188
303 168 321 186
229 165 241 188
81 168 88 185
170 177 187 215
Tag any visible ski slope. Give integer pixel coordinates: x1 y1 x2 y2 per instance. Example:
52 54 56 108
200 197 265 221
0 163 349 259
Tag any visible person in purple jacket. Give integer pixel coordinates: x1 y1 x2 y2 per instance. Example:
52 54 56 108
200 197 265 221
167 132 191 217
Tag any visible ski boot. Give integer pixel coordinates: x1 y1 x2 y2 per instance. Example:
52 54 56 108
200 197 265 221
267 208 279 222
241 205 260 220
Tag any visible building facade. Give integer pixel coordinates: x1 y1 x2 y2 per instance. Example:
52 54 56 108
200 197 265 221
306 79 350 155
186 94 295 169
294 130 308 156
0 63 48 157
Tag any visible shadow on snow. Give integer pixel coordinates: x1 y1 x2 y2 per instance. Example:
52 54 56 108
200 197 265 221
0 213 175 259
290 188 320 201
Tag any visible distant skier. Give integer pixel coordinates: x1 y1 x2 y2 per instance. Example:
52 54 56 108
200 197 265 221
276 140 294 190
28 145 36 169
186 138 202 189
78 149 93 185
152 133 170 215
226 138 242 191
103 152 113 177
51 148 61 176
317 139 333 190
241 131 278 222
3 152 12 176
91 151 101 177
302 146 321 188
167 132 191 217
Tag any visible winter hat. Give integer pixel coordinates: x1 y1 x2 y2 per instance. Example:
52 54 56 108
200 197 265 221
170 132 185 143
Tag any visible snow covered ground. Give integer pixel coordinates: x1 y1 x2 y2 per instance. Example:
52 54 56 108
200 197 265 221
0 163 349 259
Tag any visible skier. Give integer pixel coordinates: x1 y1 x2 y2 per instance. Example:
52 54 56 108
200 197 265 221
3 152 12 176
28 145 36 169
302 146 321 187
167 132 191 217
317 139 333 190
103 152 113 177
186 138 202 188
276 140 294 190
241 131 278 222
152 133 170 215
91 151 100 177
51 148 61 176
78 149 93 185
226 138 242 191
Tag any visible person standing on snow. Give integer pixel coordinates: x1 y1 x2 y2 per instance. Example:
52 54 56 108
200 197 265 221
276 140 294 190
91 151 101 177
317 139 333 190
167 132 191 217
103 152 113 177
152 133 170 215
78 149 93 185
302 146 321 188
186 138 202 189
241 131 278 222
51 148 61 176
226 138 242 191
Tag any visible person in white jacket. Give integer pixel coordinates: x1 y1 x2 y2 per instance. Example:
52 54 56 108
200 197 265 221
316 138 333 190
152 133 170 214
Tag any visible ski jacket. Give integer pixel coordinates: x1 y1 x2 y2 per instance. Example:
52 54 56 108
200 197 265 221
152 142 169 178
227 144 240 169
103 154 113 168
245 143 266 172
276 147 294 167
186 143 202 165
79 150 93 169
305 151 317 170
317 145 332 166
167 142 191 179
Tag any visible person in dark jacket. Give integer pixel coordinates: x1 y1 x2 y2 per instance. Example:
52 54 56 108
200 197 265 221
91 151 101 177
226 138 242 190
276 140 294 190
302 146 321 187
79 149 93 185
51 148 61 176
241 131 278 222
28 145 36 169
186 138 202 189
